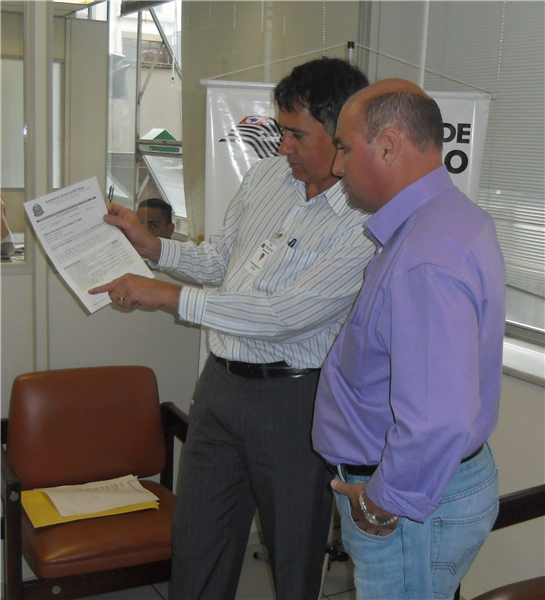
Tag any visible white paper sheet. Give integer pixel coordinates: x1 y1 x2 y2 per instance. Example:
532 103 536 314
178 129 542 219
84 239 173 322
40 475 160 517
25 177 154 313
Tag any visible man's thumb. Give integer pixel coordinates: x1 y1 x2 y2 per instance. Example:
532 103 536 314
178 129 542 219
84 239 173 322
330 478 348 496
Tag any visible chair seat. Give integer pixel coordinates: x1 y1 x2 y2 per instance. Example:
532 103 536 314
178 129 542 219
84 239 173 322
22 481 176 579
472 576 545 600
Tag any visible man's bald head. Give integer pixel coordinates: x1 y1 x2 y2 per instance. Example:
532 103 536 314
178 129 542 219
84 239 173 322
348 79 444 153
333 79 444 213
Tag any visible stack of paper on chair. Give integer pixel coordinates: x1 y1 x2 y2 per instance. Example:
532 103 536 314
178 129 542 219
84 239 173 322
22 475 160 528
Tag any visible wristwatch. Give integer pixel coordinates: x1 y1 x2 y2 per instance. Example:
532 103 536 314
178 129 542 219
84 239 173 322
358 491 399 527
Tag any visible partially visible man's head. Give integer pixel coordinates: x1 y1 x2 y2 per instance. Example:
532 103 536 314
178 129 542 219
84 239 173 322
275 57 370 136
334 79 444 213
273 58 369 197
136 198 175 239
363 86 443 152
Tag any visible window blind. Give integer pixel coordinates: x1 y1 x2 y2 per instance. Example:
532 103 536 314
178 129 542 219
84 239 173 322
424 2 544 325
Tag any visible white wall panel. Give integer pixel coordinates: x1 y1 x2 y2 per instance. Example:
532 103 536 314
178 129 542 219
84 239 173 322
47 270 200 413
1 272 35 414
462 374 545 597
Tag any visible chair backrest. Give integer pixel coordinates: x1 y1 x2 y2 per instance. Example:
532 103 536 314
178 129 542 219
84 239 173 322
6 366 166 490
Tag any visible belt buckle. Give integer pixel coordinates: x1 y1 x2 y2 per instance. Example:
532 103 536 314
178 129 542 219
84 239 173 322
225 359 233 375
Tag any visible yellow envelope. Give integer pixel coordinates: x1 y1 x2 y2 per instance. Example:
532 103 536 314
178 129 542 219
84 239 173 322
22 489 158 529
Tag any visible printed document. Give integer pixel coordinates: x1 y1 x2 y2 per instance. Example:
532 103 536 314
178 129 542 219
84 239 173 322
25 177 153 313
40 475 160 517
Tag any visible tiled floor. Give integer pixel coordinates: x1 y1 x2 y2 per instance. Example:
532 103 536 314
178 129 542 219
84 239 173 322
74 534 356 600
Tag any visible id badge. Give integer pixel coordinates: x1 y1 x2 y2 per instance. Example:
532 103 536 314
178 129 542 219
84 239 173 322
244 239 277 277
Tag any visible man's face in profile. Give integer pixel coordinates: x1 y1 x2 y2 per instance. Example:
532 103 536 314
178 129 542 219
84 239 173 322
277 105 339 196
136 207 175 239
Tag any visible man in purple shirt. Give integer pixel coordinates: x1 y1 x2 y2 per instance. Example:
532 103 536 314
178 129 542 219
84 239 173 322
312 79 505 599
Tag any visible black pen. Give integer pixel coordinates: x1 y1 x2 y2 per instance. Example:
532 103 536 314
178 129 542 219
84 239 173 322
287 238 297 248
108 185 115 203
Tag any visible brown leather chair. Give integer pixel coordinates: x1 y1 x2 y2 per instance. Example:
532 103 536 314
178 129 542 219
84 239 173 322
1 366 190 600
472 576 545 600
454 484 545 600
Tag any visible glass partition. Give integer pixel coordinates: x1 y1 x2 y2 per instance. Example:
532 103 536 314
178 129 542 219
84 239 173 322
106 0 185 235
1 55 25 262
1 58 24 189
1 31 62 264
2 0 185 255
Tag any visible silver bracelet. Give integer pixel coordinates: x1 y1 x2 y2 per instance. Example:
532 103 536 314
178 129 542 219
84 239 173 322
358 491 399 527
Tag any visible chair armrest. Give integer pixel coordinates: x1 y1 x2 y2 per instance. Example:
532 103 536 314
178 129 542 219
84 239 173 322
1 445 20 500
1 417 8 445
161 402 190 443
1 441 24 599
492 484 545 531
160 403 190 492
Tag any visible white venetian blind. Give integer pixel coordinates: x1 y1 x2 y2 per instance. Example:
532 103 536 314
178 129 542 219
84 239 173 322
424 2 544 326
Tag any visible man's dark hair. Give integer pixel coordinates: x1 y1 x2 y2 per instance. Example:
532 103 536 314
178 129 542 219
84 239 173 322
274 57 369 135
137 198 173 224
363 91 444 152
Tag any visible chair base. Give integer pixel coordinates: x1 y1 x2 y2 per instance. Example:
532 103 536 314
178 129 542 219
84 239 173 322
19 560 170 600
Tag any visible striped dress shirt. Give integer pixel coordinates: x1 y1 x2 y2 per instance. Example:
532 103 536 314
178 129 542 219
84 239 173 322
156 156 375 369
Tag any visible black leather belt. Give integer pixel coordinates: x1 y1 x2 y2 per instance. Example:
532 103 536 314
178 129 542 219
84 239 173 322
332 462 378 477
332 444 485 478
213 354 320 379
461 444 485 463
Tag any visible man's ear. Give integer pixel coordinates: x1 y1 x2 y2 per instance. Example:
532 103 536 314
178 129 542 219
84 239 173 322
167 223 175 238
377 128 402 165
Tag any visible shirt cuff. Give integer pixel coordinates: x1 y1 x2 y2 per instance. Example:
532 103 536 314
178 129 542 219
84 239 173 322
178 285 208 325
365 469 440 523
154 238 183 270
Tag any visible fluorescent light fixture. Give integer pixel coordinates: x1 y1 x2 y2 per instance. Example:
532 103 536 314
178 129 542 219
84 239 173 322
120 1 169 17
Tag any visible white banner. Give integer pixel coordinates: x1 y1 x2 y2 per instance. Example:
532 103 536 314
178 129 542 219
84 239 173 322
204 80 277 239
203 80 491 241
429 91 491 204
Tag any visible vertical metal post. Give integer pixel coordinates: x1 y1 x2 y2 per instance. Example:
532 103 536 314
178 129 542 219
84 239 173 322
419 1 430 88
133 10 143 209
24 0 53 372
347 41 355 66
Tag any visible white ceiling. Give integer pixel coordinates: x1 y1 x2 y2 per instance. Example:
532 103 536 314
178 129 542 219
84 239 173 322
1 1 104 18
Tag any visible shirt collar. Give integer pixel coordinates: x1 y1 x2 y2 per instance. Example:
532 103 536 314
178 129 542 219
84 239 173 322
277 158 354 217
366 166 453 247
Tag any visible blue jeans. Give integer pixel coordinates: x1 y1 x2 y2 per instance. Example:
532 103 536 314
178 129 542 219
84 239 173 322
335 443 498 600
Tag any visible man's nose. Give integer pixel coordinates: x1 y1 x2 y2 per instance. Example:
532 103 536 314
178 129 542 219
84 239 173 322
278 134 293 155
332 150 344 177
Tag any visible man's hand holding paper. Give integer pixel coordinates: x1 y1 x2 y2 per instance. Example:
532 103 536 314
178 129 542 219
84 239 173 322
89 202 182 310
104 202 162 263
24 177 155 314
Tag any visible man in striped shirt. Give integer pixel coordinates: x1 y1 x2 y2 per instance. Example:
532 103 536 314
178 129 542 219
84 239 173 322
90 58 373 600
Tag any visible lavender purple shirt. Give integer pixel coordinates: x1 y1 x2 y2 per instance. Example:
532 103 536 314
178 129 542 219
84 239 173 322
312 166 505 522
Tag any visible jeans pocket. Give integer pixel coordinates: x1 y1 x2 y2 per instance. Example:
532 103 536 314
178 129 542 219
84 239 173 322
430 500 499 598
